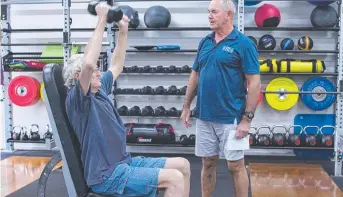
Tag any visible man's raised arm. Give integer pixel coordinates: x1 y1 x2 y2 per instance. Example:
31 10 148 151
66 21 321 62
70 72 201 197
79 3 110 95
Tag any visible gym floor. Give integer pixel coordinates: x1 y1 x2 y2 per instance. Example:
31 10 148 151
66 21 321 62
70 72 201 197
2 150 343 197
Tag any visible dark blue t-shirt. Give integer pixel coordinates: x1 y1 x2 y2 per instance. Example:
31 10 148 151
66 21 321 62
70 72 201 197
65 70 132 186
192 27 260 124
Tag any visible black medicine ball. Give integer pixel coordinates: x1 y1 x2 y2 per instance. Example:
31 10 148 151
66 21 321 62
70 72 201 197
297 36 313 50
144 5 171 28
248 36 258 46
280 38 294 50
310 5 338 28
258 34 276 50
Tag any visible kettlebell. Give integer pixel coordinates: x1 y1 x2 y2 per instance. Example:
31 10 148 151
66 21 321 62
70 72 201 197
43 124 53 139
30 124 41 141
188 134 195 145
249 126 258 146
256 125 271 146
320 125 335 147
180 135 189 146
287 125 303 147
21 126 29 141
303 125 320 147
11 125 21 140
271 125 287 146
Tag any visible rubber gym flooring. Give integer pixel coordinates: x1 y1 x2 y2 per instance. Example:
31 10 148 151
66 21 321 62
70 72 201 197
2 150 343 197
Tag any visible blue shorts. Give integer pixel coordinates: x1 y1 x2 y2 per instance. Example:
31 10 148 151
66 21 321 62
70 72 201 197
91 156 167 197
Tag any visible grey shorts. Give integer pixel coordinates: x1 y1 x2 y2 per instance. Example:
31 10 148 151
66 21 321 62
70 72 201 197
195 119 244 161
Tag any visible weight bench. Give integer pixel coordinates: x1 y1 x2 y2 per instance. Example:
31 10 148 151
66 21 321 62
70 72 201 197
39 63 134 197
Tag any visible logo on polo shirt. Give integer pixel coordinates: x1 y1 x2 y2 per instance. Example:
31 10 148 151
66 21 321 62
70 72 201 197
222 46 234 53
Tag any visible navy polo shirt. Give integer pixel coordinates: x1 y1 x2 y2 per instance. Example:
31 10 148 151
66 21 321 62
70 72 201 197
192 27 260 124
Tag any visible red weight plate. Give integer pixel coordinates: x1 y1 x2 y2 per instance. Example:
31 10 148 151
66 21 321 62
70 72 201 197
247 82 264 105
8 75 40 106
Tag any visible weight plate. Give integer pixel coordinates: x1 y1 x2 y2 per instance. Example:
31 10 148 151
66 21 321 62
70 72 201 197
301 77 336 111
40 82 45 101
265 77 299 111
8 75 40 106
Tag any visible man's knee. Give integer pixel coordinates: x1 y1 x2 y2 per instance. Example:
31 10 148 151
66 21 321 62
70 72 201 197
227 158 246 173
202 155 218 170
158 169 184 188
179 157 191 177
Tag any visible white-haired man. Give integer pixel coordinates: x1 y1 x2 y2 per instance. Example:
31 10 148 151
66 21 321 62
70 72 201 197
63 3 191 197
181 0 261 197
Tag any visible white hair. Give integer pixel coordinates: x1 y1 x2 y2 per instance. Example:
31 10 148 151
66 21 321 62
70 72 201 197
62 54 84 88
220 0 236 18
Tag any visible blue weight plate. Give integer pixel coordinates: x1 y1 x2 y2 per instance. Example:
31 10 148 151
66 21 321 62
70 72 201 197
301 77 336 111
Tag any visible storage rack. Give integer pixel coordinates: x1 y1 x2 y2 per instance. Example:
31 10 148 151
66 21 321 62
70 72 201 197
1 0 343 177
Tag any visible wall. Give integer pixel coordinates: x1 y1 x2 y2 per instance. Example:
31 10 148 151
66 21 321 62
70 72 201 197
1 0 339 153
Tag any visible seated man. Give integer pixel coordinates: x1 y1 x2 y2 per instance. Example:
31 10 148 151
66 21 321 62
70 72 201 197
62 3 190 197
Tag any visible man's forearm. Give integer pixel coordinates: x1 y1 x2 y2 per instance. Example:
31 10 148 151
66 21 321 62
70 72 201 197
184 71 199 108
83 17 107 67
110 30 128 72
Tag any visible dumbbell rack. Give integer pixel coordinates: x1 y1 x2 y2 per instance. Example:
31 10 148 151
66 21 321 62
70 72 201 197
2 0 343 177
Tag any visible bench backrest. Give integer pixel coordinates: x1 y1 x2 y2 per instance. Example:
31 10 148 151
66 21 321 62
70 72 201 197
42 63 89 196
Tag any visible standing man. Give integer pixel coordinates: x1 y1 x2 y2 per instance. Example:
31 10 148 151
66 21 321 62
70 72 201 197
180 0 261 197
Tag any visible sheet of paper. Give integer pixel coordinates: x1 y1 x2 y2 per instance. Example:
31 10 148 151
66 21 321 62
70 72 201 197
225 130 250 150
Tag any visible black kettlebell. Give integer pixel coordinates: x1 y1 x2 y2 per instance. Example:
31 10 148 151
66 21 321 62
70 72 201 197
304 125 320 147
11 125 21 140
180 135 189 146
154 106 166 116
256 125 271 146
21 126 29 141
43 124 53 139
287 125 303 147
249 126 257 146
320 125 335 147
141 106 154 116
271 125 287 147
188 134 196 145
129 106 141 116
30 124 40 141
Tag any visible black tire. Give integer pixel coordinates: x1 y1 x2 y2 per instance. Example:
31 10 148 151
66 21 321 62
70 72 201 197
37 152 62 197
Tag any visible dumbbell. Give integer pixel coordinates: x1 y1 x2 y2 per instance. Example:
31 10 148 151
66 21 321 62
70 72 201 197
271 125 287 147
141 106 154 116
88 0 123 23
129 106 141 116
154 86 166 95
167 85 179 95
141 86 153 94
155 106 166 116
287 125 303 147
179 86 187 95
118 105 129 116
166 107 180 117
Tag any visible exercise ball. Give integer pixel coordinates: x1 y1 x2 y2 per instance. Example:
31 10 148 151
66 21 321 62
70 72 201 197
308 1 334 6
280 38 294 50
119 5 140 28
144 5 171 28
310 6 338 28
234 0 262 6
297 36 313 51
259 34 276 50
248 36 258 46
254 4 281 27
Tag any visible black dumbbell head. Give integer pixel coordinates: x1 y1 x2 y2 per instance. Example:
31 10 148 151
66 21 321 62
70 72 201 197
154 86 165 95
167 85 178 95
129 106 141 116
118 105 129 116
107 6 124 23
155 106 166 116
141 106 154 116
142 86 153 94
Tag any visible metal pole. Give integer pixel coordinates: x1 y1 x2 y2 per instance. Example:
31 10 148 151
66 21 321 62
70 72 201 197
237 0 244 33
63 0 71 68
335 0 343 177
1 0 13 152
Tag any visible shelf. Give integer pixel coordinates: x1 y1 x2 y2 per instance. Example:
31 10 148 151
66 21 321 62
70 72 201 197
7 139 46 144
121 72 338 76
126 49 339 54
3 27 339 33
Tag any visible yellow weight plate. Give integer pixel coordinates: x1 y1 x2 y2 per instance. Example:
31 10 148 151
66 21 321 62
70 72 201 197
265 77 299 111
40 82 45 101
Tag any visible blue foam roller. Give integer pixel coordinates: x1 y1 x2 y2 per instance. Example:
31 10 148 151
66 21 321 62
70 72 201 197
301 77 336 111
